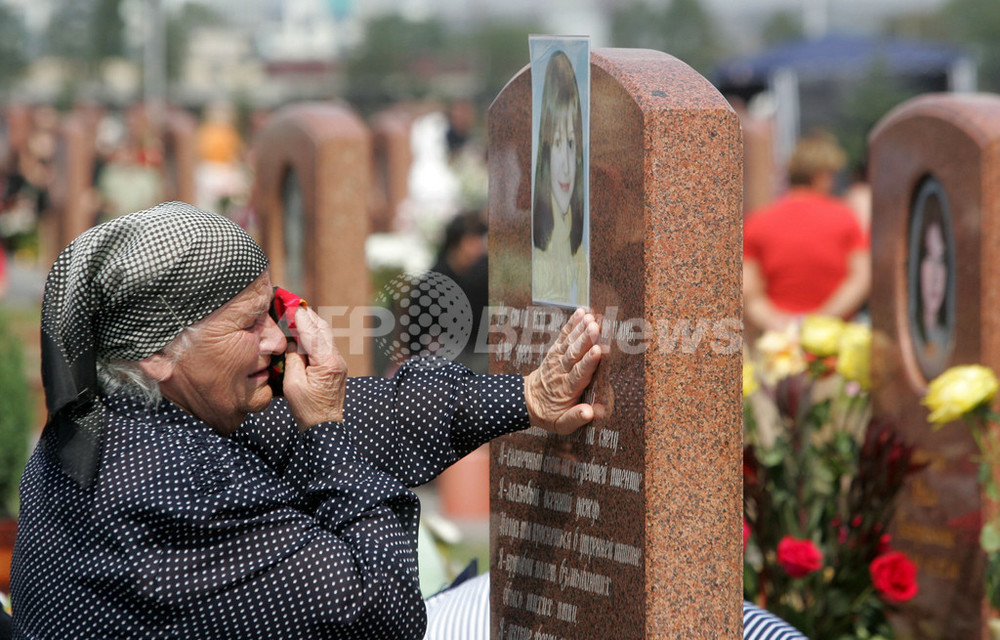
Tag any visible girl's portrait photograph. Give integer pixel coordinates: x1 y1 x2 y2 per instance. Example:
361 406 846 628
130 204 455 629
530 35 590 307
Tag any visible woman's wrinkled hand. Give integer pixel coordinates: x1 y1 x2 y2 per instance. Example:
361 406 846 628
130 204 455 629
282 306 348 431
524 308 603 435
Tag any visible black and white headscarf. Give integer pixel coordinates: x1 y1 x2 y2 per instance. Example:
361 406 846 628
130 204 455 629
40 201 269 485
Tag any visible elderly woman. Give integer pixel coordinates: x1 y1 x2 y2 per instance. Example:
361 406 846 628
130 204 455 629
11 202 602 639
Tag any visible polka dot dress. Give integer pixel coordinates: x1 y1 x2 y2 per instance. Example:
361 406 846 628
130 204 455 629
11 359 529 639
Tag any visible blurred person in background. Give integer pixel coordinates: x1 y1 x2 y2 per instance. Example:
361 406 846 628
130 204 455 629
0 106 58 261
743 130 870 334
95 106 165 222
444 98 488 213
195 101 250 216
404 210 489 374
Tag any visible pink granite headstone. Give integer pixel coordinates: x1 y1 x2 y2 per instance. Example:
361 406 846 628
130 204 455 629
163 108 198 205
869 93 1000 639
369 106 414 234
489 48 744 639
735 102 779 215
49 110 99 255
252 103 373 376
3 104 31 167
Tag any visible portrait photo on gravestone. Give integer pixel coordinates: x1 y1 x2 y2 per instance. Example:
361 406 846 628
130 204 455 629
906 176 956 381
530 35 591 309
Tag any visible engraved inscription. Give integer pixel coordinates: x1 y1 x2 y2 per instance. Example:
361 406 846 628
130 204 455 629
493 304 645 637
556 602 578 623
609 467 642 492
575 496 599 522
543 489 573 513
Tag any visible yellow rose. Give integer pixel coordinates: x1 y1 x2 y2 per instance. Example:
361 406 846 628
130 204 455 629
743 362 759 397
836 323 872 389
923 365 1000 426
799 315 846 357
755 326 806 384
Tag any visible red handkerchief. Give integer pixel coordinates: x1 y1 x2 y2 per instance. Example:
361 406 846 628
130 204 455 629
268 286 307 395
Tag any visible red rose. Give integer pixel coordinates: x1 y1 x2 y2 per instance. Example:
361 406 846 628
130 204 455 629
777 536 823 578
743 519 750 551
870 551 918 603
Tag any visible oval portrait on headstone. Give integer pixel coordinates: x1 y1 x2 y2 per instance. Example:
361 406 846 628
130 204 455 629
906 175 956 381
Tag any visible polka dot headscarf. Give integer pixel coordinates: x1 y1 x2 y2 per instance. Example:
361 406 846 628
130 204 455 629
40 201 269 485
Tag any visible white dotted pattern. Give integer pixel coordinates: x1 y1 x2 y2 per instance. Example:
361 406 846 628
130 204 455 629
43 201 269 364
375 272 474 367
39 202 271 485
12 359 529 639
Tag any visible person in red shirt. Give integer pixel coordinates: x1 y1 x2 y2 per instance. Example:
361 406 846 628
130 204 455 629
743 131 870 333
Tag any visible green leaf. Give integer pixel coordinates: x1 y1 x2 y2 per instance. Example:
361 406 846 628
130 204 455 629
981 522 1000 553
989 482 1000 502
810 462 836 496
758 447 784 468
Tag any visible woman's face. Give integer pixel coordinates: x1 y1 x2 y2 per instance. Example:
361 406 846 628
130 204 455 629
920 222 947 327
156 272 287 435
549 104 577 216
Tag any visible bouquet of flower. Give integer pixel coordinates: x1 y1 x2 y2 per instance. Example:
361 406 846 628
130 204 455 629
744 316 921 639
922 364 1000 613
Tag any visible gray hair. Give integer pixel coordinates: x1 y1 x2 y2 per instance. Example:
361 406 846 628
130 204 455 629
96 326 199 407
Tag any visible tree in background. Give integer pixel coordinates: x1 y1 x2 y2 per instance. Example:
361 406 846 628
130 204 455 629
881 9 950 41
463 20 542 105
884 0 1000 92
760 10 803 47
833 59 918 173
939 0 1000 92
165 3 228 82
610 0 726 75
345 15 447 109
43 0 130 100
0 5 28 93
45 0 95 70
343 15 542 114
92 0 126 61
46 0 127 72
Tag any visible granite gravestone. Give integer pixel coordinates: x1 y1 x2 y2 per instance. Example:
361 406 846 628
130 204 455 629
163 108 198 205
369 106 414 234
4 104 31 160
49 109 100 256
252 103 373 376
735 102 779 215
489 48 743 639
869 93 1000 640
